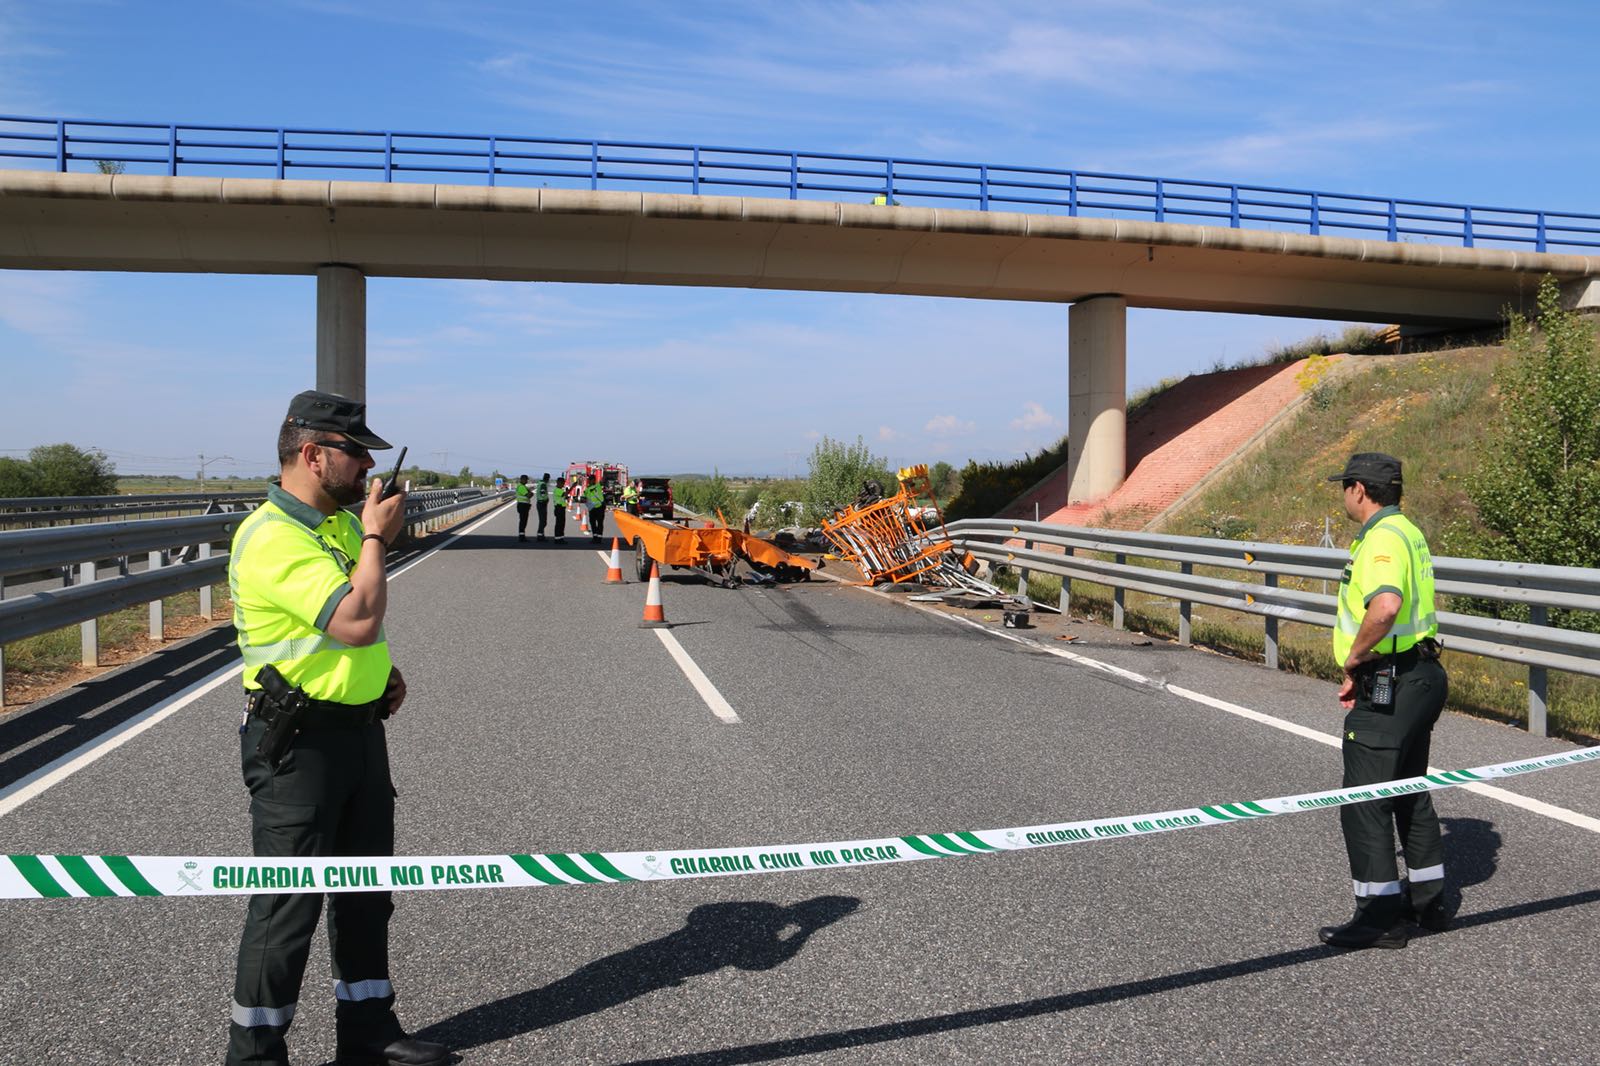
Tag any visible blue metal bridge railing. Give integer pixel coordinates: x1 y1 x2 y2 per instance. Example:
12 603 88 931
2 114 1596 253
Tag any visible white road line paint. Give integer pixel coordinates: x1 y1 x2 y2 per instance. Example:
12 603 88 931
0 502 513 820
828 570 1600 836
653 628 742 724
602 545 735 722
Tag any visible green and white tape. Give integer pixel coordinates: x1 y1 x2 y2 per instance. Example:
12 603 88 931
7 746 1598 900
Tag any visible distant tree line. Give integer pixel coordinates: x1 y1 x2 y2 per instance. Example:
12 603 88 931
0 443 119 498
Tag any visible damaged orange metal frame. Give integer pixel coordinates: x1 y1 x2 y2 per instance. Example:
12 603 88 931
820 465 979 587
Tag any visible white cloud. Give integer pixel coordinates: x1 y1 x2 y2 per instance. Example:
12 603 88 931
803 430 821 440
877 425 898 441
924 414 975 438
1010 401 1061 432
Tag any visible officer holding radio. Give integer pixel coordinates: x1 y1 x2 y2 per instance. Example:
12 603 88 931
1320 452 1451 950
225 390 448 1066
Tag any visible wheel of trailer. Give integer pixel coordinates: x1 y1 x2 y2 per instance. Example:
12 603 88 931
634 538 653 582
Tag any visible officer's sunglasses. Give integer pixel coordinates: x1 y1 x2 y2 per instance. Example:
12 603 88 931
313 439 372 461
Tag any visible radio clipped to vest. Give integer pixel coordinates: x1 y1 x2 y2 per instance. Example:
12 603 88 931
253 663 312 767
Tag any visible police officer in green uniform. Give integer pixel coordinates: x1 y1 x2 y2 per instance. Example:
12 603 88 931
514 474 533 541
1319 452 1451 950
535 472 552 542
584 477 606 541
225 390 448 1066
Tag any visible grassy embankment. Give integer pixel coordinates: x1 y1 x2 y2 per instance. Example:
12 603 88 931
992 346 1600 741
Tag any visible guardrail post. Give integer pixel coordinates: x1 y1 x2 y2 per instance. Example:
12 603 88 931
487 136 497 186
277 129 286 180
1528 605 1549 736
80 559 99 667
1264 573 1279 669
1387 200 1398 242
148 550 165 640
1463 206 1474 248
199 542 213 618
384 132 393 182
692 147 701 195
1179 561 1192 645
1018 540 1031 601
1059 547 1073 614
979 165 989 210
1154 179 1165 222
1113 553 1126 630
56 119 66 171
1309 193 1321 235
1536 212 1548 253
169 125 178 176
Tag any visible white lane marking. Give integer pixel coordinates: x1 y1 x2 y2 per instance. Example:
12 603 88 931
653 628 741 724
830 572 1600 836
0 663 239 819
0 501 513 821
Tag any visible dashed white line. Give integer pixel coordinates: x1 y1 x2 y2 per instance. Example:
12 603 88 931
652 628 742 724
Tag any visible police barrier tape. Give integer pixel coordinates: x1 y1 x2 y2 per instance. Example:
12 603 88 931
6 746 1598 900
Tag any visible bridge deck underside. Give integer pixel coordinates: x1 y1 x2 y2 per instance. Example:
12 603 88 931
3 172 1597 325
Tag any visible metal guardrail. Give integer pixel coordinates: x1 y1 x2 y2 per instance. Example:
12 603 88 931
2 114 1597 252
0 488 510 706
0 492 265 529
946 518 1600 737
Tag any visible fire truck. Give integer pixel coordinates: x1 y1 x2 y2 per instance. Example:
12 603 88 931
564 460 630 505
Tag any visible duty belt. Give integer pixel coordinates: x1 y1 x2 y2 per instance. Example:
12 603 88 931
246 691 386 728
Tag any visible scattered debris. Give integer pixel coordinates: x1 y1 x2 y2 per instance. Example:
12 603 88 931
820 465 1023 608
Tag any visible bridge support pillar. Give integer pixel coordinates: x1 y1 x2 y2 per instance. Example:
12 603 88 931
1560 278 1600 317
1066 294 1127 504
316 264 367 401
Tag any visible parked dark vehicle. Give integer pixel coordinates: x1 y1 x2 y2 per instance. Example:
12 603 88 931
637 477 673 519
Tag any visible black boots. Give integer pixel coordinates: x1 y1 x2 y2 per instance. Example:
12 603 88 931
1318 914 1409 950
336 1034 449 1066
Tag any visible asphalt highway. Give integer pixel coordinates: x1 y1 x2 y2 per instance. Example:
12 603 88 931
2 502 1597 1065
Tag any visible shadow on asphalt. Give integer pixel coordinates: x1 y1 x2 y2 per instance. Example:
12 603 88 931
0 624 240 789
614 886 1600 1065
415 896 860 1052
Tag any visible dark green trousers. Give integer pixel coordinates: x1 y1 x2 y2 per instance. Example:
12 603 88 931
226 715 403 1066
1340 657 1448 922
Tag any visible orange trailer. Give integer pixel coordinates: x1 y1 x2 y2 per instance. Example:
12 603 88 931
612 509 815 587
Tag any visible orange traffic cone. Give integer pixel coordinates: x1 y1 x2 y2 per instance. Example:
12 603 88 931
605 538 624 584
638 562 668 628
579 506 589 534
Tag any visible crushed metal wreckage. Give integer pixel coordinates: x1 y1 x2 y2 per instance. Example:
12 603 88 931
820 464 1030 617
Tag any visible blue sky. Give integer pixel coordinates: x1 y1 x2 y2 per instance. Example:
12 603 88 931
2 0 1597 478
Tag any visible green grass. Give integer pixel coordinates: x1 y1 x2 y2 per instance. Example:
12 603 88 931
993 541 1600 742
3 585 232 694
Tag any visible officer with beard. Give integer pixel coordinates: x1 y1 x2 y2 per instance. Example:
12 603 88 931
225 390 447 1066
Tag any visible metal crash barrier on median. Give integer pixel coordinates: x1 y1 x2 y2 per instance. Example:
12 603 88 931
0 486 510 705
945 518 1600 737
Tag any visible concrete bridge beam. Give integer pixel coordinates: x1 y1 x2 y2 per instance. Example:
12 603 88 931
316 264 366 401
1066 295 1128 504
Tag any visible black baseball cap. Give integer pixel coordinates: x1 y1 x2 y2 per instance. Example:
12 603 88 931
283 390 392 450
1326 452 1401 487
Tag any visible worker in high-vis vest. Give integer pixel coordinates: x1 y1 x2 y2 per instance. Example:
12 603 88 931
535 472 552 542
514 474 533 542
584 477 607 541
621 479 640 515
225 390 447 1066
1319 452 1449 951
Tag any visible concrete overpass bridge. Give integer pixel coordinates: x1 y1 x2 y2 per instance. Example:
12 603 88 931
3 116 1598 502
